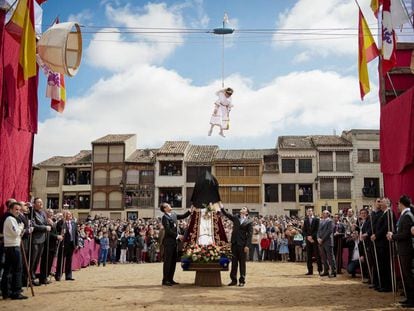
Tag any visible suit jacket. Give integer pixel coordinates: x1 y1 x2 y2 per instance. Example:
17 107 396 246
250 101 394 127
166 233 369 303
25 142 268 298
161 211 191 246
31 209 49 244
392 211 414 256
374 210 392 248
303 217 320 242
345 238 364 263
317 218 334 246
56 219 79 248
221 209 253 248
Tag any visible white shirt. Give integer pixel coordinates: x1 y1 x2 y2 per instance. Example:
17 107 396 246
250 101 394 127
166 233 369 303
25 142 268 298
3 215 24 247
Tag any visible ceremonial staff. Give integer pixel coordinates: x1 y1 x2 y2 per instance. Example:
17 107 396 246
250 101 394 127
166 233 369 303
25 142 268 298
386 208 397 302
391 209 407 299
27 204 34 288
20 241 34 297
369 212 382 289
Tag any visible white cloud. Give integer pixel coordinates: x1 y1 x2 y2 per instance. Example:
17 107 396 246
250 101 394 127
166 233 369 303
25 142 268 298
85 2 186 71
34 65 379 162
273 0 378 57
68 9 93 25
292 51 311 64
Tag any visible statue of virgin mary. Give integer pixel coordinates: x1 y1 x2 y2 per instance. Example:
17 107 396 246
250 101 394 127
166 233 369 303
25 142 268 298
185 171 227 245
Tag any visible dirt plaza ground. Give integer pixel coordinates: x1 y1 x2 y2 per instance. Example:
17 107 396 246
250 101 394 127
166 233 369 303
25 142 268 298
1 261 403 311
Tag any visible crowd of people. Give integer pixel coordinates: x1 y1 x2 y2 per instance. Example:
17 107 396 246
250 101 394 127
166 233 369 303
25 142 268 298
1 195 413 307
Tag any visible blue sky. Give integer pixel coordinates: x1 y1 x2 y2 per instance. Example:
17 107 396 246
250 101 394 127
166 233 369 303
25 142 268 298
32 0 414 162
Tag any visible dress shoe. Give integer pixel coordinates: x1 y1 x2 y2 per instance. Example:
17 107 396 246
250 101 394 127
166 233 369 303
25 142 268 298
10 294 28 300
328 273 337 278
66 278 75 281
401 303 414 308
40 279 50 285
376 288 392 292
399 299 409 305
55 276 61 282
305 272 313 275
171 281 179 285
32 280 41 286
162 281 173 286
319 272 329 277
228 281 237 286
238 283 245 287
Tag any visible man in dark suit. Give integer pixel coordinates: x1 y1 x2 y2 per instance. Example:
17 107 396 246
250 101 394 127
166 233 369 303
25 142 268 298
317 210 336 277
220 205 253 287
387 195 414 308
29 198 51 286
302 208 322 275
333 213 345 274
160 202 192 286
55 211 78 281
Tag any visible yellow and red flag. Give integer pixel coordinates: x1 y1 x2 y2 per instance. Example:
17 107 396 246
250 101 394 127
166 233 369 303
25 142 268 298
370 0 383 18
6 0 37 87
358 8 380 100
51 73 66 113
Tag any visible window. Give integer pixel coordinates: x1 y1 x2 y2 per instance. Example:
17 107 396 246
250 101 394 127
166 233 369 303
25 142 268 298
246 187 260 203
125 185 154 207
265 184 278 202
109 145 124 162
140 170 154 184
46 195 59 209
63 193 77 209
46 171 60 187
159 187 182 208
281 184 296 202
298 159 312 173
319 152 333 171
362 177 380 198
93 145 108 163
78 194 90 209
126 170 139 184
94 169 107 186
93 192 106 209
64 168 77 185
245 166 259 176
160 161 182 176
358 149 370 163
282 159 295 173
320 179 334 199
230 186 245 203
215 166 229 176
109 169 123 186
337 178 351 199
186 166 211 183
230 166 244 176
336 151 350 172
372 149 380 162
298 184 313 202
78 170 91 185
109 191 122 209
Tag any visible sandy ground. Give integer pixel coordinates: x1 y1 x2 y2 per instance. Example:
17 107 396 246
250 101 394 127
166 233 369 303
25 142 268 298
1 261 403 311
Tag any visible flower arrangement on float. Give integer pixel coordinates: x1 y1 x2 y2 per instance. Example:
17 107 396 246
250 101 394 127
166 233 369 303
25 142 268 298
181 242 232 270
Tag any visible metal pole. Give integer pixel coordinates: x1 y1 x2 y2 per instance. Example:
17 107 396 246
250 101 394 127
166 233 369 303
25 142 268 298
20 243 34 297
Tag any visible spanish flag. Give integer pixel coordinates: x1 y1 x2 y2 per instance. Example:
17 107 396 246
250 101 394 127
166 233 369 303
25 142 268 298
7 0 37 87
358 9 379 100
370 0 383 18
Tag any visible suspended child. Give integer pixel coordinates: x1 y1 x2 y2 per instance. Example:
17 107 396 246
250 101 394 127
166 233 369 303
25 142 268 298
208 87 234 137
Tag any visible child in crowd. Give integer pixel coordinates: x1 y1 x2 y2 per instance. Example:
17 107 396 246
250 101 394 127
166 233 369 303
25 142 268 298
278 233 289 262
98 232 109 267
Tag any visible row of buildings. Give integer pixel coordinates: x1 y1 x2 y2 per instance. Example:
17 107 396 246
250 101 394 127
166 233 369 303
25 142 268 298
32 129 383 221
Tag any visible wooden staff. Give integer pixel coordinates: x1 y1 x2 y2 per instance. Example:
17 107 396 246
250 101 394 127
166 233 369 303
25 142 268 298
27 205 34 287
20 242 34 297
391 209 407 299
361 238 373 283
369 212 382 289
386 209 396 302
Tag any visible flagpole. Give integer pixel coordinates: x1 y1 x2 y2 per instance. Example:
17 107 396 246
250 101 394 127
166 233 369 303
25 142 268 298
386 72 398 97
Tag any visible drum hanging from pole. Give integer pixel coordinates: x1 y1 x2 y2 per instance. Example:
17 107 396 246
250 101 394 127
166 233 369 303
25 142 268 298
37 22 82 77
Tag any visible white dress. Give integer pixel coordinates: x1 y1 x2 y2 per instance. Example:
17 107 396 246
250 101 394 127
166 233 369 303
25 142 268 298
209 90 233 130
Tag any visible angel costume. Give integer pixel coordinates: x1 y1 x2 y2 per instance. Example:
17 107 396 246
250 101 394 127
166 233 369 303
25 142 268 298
208 88 234 137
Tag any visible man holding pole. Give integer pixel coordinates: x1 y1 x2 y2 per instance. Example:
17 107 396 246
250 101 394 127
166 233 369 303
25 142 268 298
387 195 414 308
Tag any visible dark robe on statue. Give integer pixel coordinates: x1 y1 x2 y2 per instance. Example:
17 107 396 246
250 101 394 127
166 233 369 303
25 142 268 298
185 171 227 245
